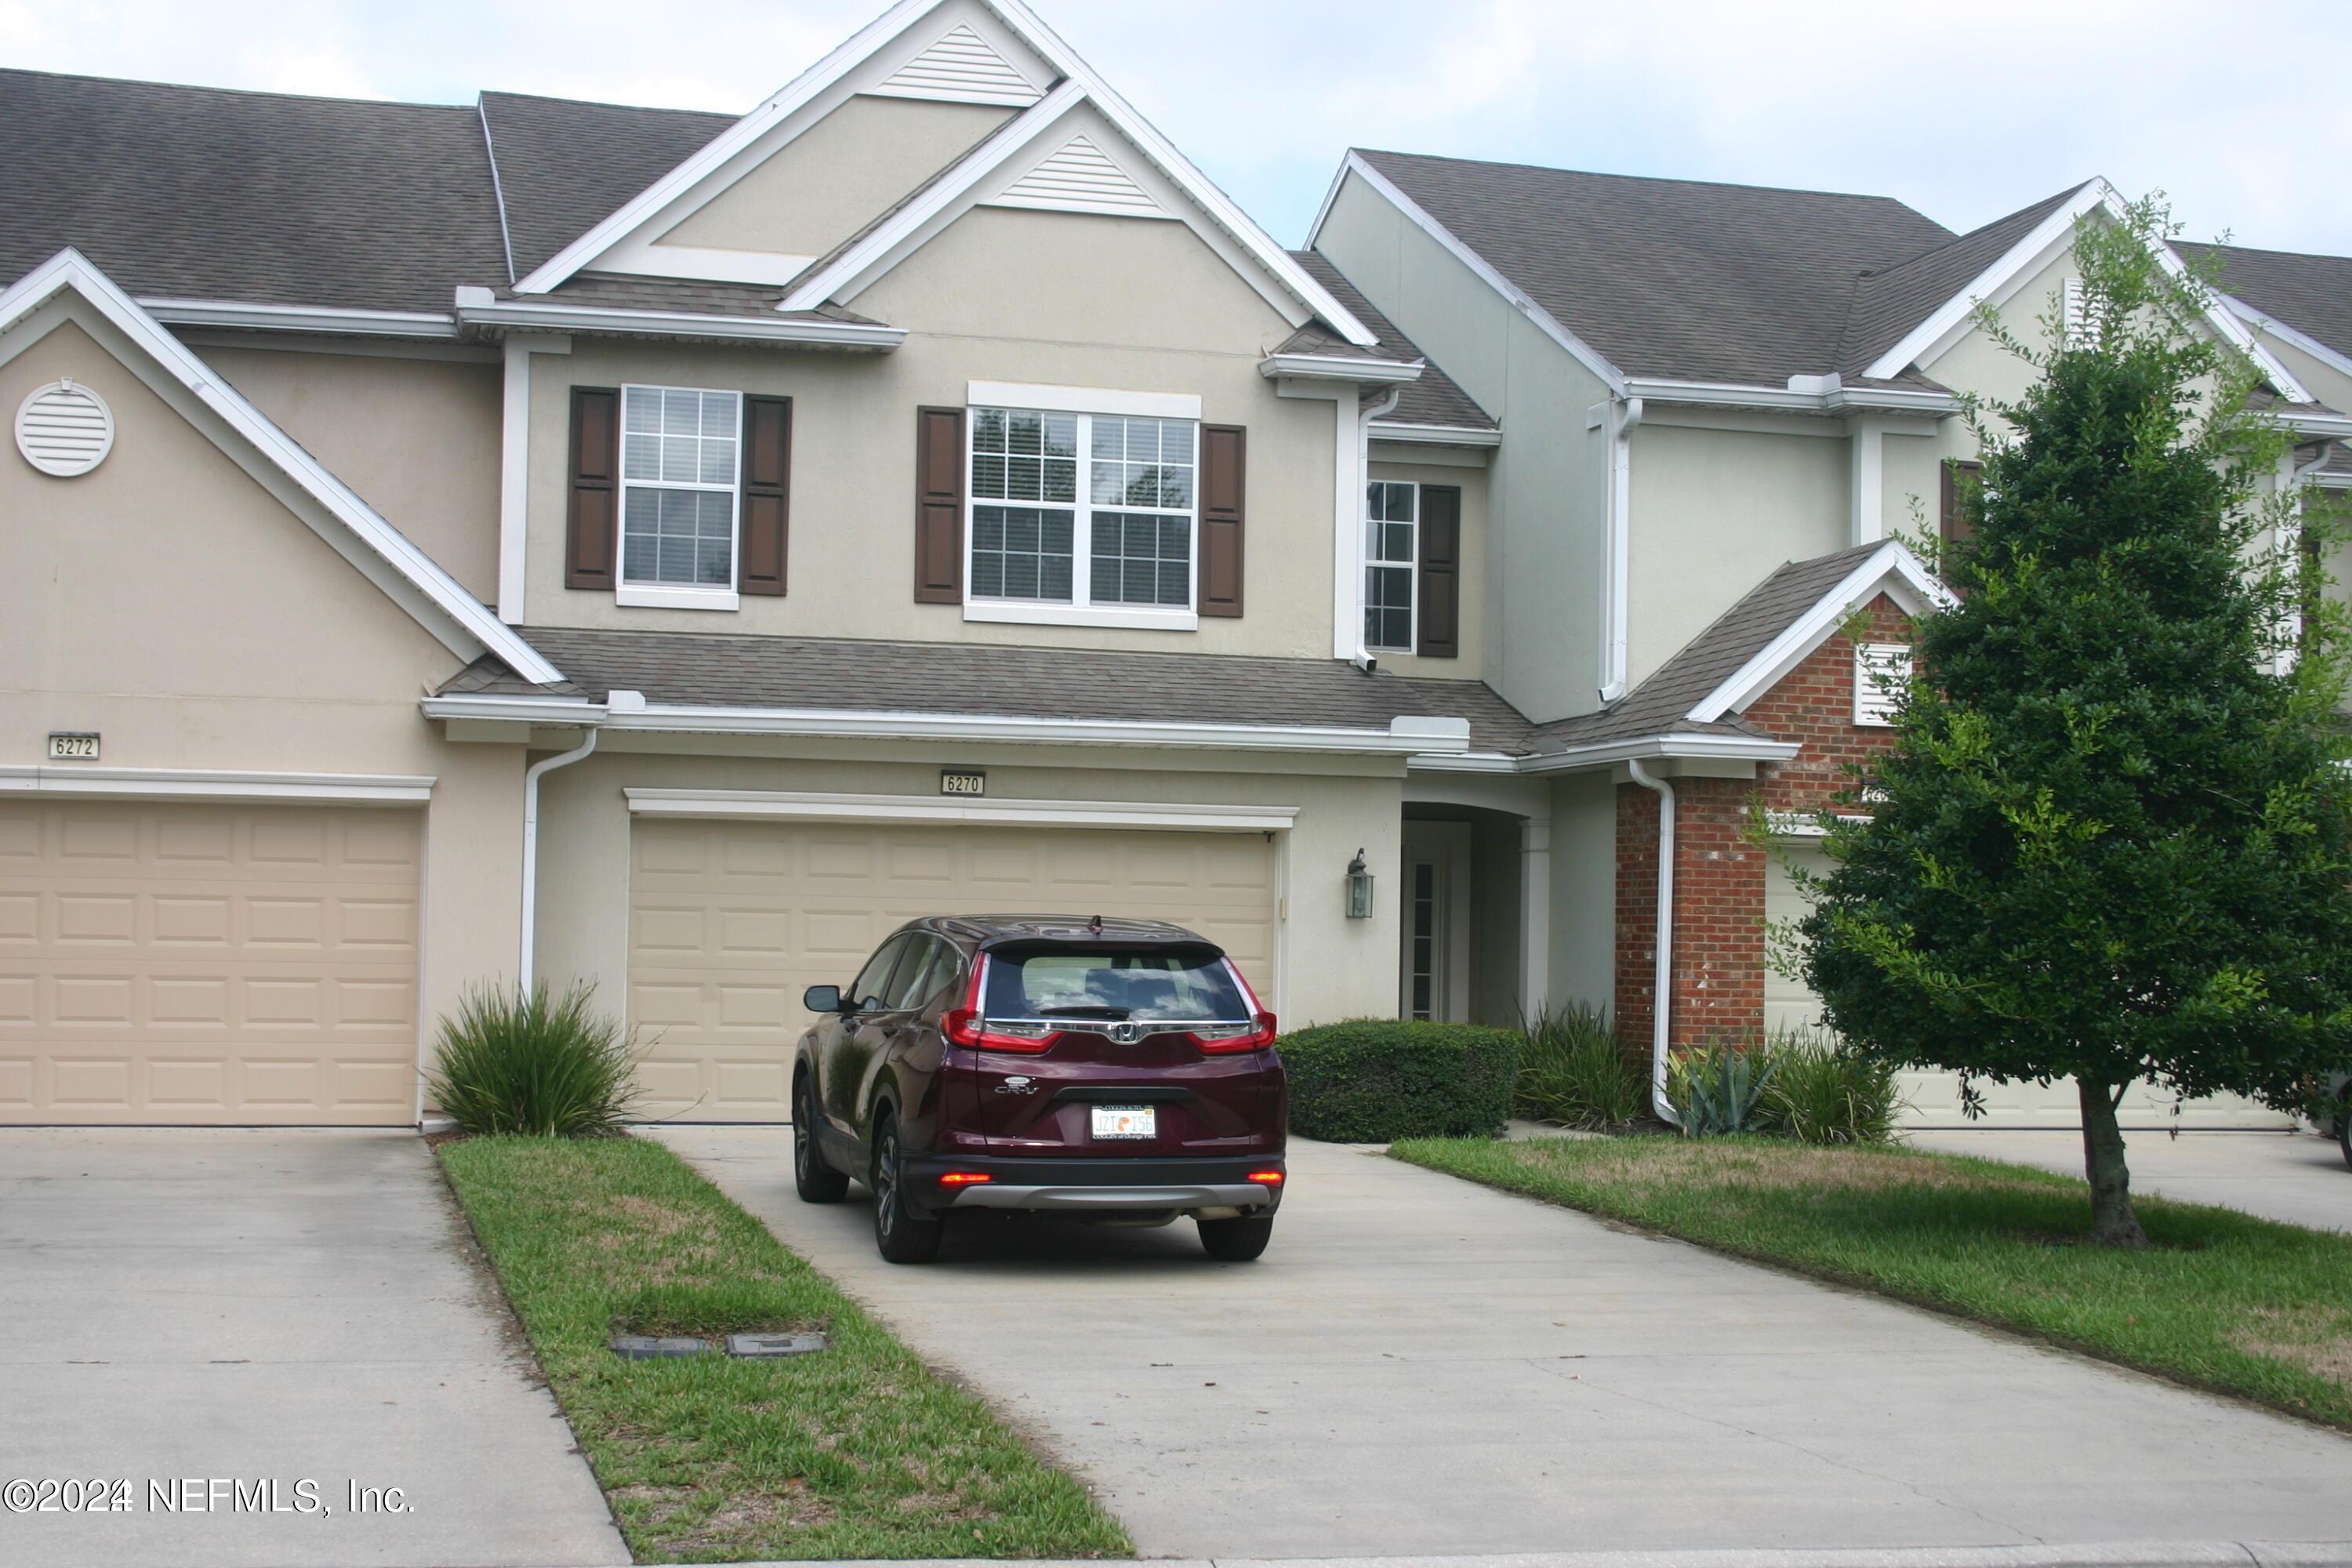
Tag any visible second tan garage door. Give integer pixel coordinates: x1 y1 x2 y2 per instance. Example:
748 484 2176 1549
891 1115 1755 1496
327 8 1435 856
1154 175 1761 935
628 818 1278 1121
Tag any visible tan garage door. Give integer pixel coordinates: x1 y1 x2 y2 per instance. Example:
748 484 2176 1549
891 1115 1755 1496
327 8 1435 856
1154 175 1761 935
1765 842 2289 1129
0 800 421 1125
628 818 1279 1121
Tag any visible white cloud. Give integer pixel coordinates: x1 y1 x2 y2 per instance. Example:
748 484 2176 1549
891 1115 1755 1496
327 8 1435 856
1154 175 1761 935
9 0 2349 257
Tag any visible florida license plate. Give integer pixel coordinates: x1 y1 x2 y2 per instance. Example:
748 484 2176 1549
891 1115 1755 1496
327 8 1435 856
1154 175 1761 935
1090 1105 1156 1140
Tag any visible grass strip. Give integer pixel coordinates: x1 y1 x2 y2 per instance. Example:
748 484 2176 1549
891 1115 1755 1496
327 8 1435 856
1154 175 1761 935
1390 1134 2352 1430
439 1134 1132 1563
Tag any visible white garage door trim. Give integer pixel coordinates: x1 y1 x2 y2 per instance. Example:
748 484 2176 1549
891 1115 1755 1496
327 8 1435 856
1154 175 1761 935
1 765 434 805
623 789 1298 833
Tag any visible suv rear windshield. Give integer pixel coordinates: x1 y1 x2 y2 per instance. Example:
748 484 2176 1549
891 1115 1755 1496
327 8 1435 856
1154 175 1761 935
984 949 1248 1022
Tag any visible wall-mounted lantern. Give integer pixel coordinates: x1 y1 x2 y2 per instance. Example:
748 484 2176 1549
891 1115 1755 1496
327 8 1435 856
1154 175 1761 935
1345 849 1374 920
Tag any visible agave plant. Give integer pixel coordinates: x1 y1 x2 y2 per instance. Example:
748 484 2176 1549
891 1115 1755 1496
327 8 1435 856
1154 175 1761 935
1670 1042 1777 1136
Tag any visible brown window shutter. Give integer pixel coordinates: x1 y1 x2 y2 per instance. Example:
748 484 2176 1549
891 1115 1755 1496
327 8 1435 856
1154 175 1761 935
739 394 790 597
1940 459 1981 546
1417 484 1461 658
914 405 965 604
564 386 620 590
1198 423 1246 617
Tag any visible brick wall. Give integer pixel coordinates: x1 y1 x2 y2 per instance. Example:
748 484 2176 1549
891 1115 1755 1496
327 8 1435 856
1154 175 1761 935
1612 593 1912 1052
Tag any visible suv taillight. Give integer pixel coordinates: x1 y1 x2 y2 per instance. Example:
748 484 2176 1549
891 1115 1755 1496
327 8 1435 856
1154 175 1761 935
941 1007 1058 1053
1189 1012 1277 1054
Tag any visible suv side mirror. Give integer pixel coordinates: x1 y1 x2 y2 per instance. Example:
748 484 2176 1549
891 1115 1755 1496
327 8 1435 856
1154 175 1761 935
802 984 844 1014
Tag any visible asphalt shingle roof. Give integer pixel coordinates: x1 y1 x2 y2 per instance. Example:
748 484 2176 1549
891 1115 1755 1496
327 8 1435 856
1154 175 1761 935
1533 542 1891 748
2185 241 2352 365
1356 149 1957 387
1835 185 2085 376
1288 251 1497 431
441 630 1537 754
477 91 735 281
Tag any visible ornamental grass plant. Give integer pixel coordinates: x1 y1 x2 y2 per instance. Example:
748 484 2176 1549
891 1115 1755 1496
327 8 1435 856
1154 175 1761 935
1515 1003 1648 1129
425 980 644 1138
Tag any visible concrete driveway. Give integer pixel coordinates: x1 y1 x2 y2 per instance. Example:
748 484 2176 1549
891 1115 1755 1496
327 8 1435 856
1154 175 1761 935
1907 1128 2350 1233
0 1128 626 1568
659 1127 2352 1563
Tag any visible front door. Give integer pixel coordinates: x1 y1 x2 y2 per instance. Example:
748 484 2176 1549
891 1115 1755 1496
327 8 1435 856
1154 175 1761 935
1399 821 1472 1022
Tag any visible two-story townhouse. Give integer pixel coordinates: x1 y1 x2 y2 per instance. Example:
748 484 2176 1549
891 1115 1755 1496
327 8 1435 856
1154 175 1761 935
0 0 1533 1128
1310 153 2352 1127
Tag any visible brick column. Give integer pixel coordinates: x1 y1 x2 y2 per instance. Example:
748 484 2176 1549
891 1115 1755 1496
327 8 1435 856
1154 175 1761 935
1614 775 1767 1054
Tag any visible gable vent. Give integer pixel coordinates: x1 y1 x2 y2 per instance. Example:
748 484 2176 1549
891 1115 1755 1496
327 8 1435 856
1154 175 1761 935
991 136 1164 219
16 379 114 478
873 24 1043 107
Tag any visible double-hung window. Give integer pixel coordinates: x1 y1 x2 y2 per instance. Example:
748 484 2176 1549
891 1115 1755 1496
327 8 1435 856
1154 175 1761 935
619 384 741 608
1366 481 1417 652
967 405 1198 628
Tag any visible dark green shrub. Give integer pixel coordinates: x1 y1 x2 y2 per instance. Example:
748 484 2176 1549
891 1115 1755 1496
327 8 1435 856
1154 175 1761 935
1516 1003 1647 1128
425 981 644 1137
1281 1019 1521 1142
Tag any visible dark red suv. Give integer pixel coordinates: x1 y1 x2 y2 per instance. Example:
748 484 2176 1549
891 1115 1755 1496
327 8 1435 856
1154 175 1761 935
793 915 1286 1264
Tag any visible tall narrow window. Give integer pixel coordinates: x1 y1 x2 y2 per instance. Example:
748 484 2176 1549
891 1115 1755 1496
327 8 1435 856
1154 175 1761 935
1409 860 1439 1021
1366 481 1416 652
967 407 1196 616
621 385 740 593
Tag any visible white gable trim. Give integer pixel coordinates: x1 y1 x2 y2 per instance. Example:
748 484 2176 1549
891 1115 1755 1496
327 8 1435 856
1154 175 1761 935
1864 180 2313 404
1312 152 1626 394
0 249 563 687
1687 541 1955 724
2224 292 2352 385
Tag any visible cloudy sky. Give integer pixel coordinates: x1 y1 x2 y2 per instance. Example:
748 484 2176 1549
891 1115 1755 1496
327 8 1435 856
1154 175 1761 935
8 0 2347 258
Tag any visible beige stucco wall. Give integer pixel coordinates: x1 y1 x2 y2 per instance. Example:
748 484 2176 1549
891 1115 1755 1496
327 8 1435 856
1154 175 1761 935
1315 170 1610 724
2 308 524 1050
198 342 503 601
1545 771 1616 1014
522 204 1340 657
1626 421 1848 685
1370 458 1488 681
661 95 1014 263
527 736 1409 1034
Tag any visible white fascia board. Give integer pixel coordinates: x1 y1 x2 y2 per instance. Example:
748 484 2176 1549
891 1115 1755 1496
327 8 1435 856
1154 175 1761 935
510 0 952 296
2283 410 2352 440
779 79 1091 312
1864 182 2314 403
1257 353 1424 385
137 297 459 339
0 765 434 804
1687 540 1955 724
978 0 1376 347
1623 376 1960 418
423 692 1467 755
623 788 1300 833
1403 751 1523 773
1516 734 1802 774
1 250 563 687
1322 153 1626 395
456 297 905 350
1366 421 1503 448
2226 293 2352 383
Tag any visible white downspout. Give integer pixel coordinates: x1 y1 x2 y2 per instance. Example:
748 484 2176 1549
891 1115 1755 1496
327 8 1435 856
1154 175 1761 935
1599 396 1642 702
1350 385 1405 669
1625 758 1682 1127
518 726 600 991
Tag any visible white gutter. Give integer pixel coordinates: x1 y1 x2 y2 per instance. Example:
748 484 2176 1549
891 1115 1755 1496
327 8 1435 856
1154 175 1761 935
1519 732 1802 772
423 694 1471 757
1259 353 1424 385
518 724 604 991
452 295 906 350
1624 758 1682 1128
1623 376 1961 419
1367 421 1501 448
137 296 461 339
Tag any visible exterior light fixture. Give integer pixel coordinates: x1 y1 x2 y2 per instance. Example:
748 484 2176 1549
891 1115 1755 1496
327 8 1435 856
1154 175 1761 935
1345 849 1374 920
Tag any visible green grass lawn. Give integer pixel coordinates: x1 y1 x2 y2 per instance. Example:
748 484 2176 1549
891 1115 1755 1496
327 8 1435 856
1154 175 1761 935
1392 1134 2352 1430
438 1134 1132 1563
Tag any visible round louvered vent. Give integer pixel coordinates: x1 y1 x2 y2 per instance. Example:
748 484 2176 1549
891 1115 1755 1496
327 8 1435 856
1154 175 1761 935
16 379 115 477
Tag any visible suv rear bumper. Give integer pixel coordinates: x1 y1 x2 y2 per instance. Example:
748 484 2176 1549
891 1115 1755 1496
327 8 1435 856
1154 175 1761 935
906 1152 1283 1217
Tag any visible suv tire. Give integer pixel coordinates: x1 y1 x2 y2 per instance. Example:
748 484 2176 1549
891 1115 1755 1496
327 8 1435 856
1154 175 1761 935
1197 1214 1273 1261
871 1111 946 1264
793 1076 849 1203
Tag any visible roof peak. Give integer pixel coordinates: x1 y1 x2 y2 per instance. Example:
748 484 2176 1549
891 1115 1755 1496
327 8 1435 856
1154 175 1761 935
1352 146 1939 214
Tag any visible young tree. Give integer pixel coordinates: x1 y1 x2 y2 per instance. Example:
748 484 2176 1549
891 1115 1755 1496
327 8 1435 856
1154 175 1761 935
1797 197 2352 1247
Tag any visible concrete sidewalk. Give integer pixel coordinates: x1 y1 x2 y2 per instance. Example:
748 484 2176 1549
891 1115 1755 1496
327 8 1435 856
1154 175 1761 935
1906 1127 2351 1232
721 1548 2352 1568
659 1127 2352 1563
0 1128 626 1568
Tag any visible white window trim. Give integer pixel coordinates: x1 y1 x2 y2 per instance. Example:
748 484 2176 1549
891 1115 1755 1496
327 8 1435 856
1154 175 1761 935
962 401 1201 632
618 383 742 611
1365 479 1418 655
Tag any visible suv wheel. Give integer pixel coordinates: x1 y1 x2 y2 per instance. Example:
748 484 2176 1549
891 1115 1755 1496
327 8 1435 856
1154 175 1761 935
793 1075 848 1203
1197 1214 1273 1261
871 1112 945 1265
